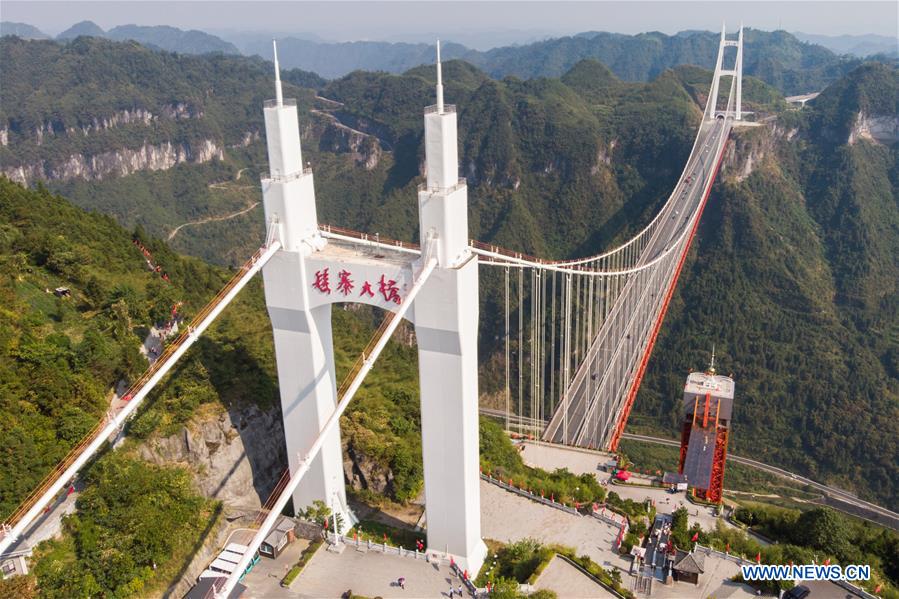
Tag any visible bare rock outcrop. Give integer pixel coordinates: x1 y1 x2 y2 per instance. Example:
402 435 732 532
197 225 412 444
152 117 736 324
2 139 225 185
849 113 899 145
137 404 286 511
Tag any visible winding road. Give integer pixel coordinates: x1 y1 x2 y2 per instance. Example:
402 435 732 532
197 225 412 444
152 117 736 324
167 201 260 241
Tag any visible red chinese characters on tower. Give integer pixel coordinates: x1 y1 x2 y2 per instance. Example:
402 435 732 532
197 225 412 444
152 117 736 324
378 274 402 304
312 268 331 294
311 266 402 304
337 270 354 296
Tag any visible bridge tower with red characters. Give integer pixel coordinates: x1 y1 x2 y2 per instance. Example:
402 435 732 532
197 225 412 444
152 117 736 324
677 349 734 503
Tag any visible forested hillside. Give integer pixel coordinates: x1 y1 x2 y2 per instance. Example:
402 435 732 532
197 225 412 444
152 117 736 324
0 177 234 519
1 36 896 507
0 178 433 595
636 63 899 504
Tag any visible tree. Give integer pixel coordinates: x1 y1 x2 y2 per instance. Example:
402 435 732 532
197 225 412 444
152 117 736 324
671 506 691 548
796 508 850 560
490 576 524 598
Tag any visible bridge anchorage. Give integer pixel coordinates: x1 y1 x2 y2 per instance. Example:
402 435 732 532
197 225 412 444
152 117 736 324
1 26 745 599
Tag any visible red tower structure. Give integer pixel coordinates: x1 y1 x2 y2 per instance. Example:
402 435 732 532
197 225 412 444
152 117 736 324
677 352 734 503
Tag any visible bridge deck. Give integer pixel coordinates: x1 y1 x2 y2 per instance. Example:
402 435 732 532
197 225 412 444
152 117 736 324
543 117 731 449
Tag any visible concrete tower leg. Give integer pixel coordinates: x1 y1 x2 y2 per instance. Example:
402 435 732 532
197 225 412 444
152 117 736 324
415 262 487 575
707 23 726 120
260 42 349 528
262 253 350 527
412 42 487 575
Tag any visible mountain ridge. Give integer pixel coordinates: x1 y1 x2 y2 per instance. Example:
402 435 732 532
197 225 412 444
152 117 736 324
0 36 895 506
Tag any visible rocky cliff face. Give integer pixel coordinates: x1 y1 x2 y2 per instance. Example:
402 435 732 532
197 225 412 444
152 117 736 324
343 443 395 496
849 112 899 145
137 404 286 512
313 109 383 170
2 139 224 185
18 104 202 145
725 122 798 182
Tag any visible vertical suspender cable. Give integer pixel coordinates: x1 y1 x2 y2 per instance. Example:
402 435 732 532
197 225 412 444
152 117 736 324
550 270 557 413
539 269 547 435
504 266 510 432
562 272 573 444
518 267 524 429
530 268 536 435
575 272 582 361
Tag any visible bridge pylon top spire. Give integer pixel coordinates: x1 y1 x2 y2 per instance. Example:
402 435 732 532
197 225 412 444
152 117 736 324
436 39 444 114
273 39 283 107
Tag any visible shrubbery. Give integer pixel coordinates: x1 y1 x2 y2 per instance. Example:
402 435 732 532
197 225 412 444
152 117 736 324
479 418 607 506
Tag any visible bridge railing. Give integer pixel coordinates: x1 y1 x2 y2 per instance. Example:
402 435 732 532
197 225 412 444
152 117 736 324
320 223 420 252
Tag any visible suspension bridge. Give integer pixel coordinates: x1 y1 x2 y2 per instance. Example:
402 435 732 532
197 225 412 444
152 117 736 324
3 25 745 598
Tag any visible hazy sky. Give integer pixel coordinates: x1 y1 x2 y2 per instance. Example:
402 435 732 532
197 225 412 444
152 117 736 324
4 1 897 45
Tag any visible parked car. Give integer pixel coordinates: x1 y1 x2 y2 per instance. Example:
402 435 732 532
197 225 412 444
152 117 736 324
783 585 810 599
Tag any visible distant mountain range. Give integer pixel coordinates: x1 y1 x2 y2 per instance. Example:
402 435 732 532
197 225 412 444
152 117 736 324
0 21 48 40
3 20 240 55
230 27 873 94
793 32 898 58
2 20 895 95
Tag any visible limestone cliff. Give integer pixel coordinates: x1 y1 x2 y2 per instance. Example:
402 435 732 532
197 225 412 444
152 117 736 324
848 112 899 145
725 122 798 182
2 139 224 185
137 404 286 512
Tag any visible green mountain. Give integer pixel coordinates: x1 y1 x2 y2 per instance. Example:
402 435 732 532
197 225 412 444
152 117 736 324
473 29 867 95
55 20 105 40
104 24 240 55
1 36 896 507
0 177 241 520
635 62 899 504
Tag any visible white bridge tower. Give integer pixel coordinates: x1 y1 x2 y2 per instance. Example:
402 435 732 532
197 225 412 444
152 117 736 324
260 41 487 574
707 23 744 120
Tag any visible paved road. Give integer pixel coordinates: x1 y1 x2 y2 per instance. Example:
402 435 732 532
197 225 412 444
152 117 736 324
622 433 899 531
543 117 730 449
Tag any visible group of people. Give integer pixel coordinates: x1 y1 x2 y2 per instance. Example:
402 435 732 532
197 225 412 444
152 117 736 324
386 577 467 596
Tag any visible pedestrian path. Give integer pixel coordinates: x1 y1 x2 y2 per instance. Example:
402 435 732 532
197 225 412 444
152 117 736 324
534 556 616 598
288 546 460 598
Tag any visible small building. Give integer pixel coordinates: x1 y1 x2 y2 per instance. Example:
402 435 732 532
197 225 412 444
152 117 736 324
1 545 32 578
260 516 296 559
671 549 705 585
53 287 71 298
663 472 688 491
184 576 246 599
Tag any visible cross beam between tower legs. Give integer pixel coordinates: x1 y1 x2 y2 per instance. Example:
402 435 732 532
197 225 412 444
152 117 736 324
215 257 438 599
